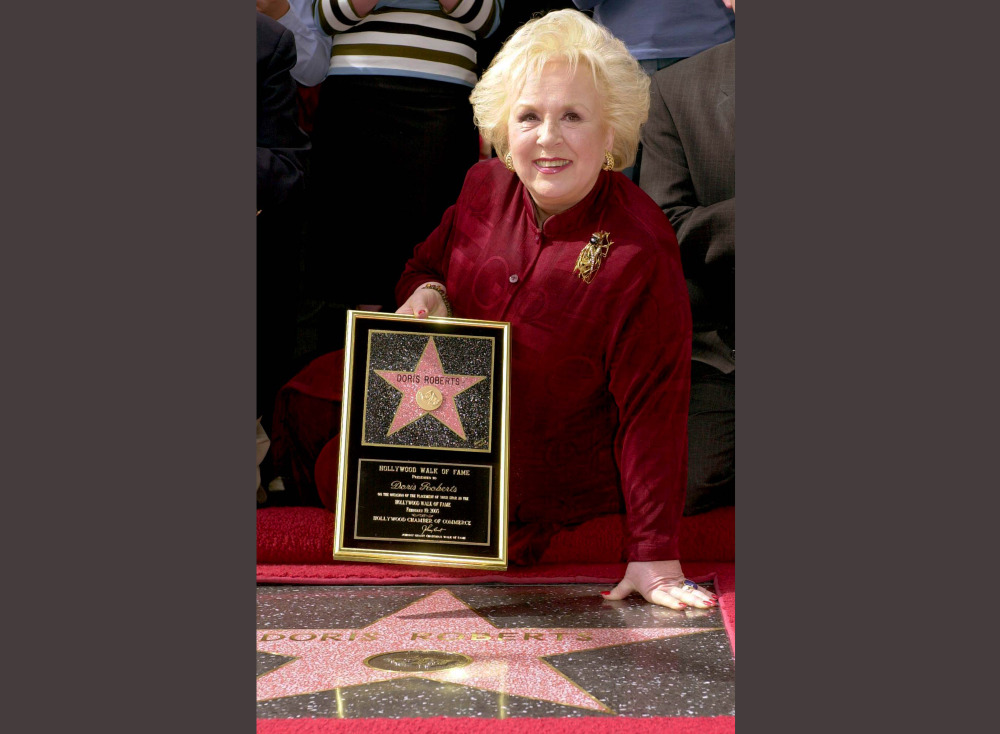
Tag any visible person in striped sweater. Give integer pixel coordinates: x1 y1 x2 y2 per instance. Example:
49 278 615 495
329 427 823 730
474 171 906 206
304 0 505 312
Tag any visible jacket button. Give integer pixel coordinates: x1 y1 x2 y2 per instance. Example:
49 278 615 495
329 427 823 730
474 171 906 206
509 274 519 283
730 349 736 361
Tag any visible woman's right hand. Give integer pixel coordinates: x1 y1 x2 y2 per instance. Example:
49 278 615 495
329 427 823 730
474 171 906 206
395 283 449 319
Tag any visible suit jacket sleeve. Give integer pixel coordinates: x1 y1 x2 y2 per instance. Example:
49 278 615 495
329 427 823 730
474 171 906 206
257 22 310 212
640 75 734 276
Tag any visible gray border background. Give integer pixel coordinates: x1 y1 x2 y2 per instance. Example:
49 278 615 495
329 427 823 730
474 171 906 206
7 2 991 732
6 5 254 732
740 2 995 733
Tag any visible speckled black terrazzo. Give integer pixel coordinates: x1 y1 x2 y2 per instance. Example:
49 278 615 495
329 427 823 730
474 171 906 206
256 584 734 719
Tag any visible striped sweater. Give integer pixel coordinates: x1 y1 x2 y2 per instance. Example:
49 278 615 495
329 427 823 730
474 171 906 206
314 0 504 87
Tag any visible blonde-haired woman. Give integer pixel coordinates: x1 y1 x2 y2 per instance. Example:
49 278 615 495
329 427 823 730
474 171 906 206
396 10 714 610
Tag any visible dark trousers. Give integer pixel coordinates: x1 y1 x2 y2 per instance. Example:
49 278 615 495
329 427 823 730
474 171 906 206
257 202 304 435
305 75 480 311
685 360 735 515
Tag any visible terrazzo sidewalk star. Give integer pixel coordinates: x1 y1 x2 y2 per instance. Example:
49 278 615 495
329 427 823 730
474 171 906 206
374 337 486 440
257 588 714 712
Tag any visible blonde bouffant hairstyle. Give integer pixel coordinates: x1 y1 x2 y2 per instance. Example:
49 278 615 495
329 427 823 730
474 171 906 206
469 9 650 171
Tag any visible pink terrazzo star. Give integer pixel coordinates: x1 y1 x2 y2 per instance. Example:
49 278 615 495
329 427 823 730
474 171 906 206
257 588 710 713
374 337 486 440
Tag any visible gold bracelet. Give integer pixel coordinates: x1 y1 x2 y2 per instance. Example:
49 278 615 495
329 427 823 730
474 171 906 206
420 283 453 317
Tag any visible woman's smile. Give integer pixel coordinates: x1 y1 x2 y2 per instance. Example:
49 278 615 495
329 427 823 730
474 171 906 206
533 158 572 172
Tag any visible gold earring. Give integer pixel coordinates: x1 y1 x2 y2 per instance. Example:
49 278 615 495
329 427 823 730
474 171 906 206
603 151 615 171
504 152 515 172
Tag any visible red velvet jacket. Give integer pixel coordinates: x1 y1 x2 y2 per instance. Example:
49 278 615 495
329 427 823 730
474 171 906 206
397 159 692 562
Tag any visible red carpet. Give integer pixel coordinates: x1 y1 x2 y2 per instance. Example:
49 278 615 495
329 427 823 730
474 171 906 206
257 506 734 565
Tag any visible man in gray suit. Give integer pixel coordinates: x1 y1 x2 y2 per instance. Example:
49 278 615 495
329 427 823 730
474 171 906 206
639 37 735 516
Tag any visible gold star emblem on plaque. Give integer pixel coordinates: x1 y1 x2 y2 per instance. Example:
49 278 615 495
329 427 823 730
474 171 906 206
414 385 443 411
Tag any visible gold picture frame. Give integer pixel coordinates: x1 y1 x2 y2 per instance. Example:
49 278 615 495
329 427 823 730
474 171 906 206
333 310 511 569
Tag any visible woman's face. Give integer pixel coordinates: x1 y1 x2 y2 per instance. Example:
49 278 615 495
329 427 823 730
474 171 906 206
506 60 614 222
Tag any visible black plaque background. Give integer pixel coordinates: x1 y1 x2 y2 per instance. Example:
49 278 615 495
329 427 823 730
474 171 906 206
354 459 492 545
339 314 507 563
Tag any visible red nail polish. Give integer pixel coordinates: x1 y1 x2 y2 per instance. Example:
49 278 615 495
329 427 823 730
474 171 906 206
418 309 426 315
677 603 687 608
600 591 610 596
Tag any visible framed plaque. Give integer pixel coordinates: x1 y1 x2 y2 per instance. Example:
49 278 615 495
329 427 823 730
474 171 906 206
332 310 511 569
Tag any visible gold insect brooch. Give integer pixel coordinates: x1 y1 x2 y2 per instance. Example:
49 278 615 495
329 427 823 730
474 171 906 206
573 231 613 284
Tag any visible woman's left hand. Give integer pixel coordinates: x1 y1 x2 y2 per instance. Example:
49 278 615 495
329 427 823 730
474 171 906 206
602 560 717 610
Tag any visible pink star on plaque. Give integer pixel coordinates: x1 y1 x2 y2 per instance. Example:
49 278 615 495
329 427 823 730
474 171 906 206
257 588 713 713
374 337 485 440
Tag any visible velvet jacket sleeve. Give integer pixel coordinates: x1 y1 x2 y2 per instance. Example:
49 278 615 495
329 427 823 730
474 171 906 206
395 203 456 307
604 196 692 561
257 15 311 212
